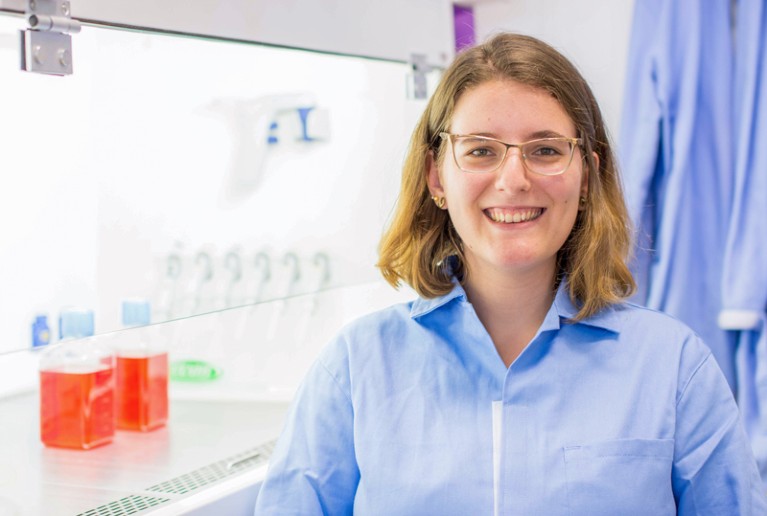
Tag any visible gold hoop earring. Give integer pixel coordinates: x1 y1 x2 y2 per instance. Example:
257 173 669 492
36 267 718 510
432 196 446 209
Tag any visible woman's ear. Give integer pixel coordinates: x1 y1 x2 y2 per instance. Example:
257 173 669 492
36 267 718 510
426 150 445 198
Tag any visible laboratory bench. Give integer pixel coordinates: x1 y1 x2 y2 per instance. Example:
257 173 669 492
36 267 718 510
0 390 289 515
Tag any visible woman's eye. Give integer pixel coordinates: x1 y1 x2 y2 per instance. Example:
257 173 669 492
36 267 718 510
532 146 561 156
469 147 494 157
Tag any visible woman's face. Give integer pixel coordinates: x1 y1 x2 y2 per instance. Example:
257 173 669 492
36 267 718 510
427 79 590 281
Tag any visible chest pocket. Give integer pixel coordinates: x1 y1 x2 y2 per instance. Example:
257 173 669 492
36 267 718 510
564 438 675 516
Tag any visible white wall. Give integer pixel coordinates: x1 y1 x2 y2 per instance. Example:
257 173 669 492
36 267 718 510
472 0 636 141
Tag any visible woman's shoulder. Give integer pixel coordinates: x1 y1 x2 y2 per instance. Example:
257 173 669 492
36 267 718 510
559 282 698 346
336 299 422 343
314 298 426 379
597 300 713 362
612 300 695 328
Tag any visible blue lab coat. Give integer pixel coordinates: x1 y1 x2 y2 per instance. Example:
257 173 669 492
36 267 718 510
255 280 766 514
721 0 767 484
619 0 736 390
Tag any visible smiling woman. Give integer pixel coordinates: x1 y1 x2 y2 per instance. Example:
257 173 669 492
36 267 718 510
379 34 634 323
426 79 589 333
254 33 767 515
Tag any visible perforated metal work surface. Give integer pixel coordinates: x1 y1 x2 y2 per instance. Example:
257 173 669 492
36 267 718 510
77 495 171 516
146 440 276 496
75 440 276 516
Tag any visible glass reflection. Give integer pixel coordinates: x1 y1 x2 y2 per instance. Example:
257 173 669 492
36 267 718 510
0 12 432 354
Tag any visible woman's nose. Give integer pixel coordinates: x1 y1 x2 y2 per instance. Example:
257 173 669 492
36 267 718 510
494 147 531 192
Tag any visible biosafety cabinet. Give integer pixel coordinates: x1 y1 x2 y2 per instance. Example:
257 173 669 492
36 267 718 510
0 1 452 513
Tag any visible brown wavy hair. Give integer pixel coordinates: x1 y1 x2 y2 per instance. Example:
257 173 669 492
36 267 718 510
377 32 635 320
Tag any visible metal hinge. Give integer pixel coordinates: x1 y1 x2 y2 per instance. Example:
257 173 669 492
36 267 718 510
20 0 81 75
408 53 433 100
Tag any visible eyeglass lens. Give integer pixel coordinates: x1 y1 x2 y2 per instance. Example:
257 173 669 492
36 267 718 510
452 137 574 175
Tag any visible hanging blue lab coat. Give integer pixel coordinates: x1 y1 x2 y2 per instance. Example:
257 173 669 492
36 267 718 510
720 0 767 484
619 0 736 390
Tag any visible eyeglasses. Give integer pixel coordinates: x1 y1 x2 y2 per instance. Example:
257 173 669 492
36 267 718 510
439 132 582 176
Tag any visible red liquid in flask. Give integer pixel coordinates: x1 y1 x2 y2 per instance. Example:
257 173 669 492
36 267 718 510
116 352 168 431
40 365 115 449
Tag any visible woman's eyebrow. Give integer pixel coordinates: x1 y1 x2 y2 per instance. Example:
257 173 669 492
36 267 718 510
527 129 567 139
458 129 570 140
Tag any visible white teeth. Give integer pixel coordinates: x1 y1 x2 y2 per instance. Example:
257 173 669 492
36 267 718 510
488 208 542 224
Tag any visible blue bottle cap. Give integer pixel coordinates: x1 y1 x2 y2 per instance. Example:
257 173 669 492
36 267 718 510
122 299 151 327
59 309 95 339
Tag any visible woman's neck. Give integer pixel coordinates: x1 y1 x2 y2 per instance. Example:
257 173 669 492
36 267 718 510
462 261 557 367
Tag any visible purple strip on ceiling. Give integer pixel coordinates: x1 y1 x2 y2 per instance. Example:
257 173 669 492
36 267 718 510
453 4 476 53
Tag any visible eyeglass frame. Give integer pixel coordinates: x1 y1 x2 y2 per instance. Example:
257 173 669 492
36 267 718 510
438 132 583 176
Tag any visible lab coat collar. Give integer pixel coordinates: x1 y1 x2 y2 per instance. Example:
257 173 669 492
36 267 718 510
411 267 623 334
409 277 467 319
553 280 623 333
